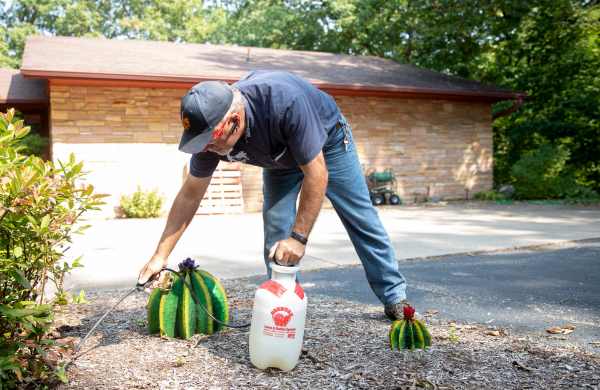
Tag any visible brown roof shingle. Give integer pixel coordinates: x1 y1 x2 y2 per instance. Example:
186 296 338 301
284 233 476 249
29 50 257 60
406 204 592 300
0 68 46 103
21 36 527 100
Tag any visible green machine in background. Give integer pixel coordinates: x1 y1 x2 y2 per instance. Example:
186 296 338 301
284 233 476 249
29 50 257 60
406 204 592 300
364 167 402 206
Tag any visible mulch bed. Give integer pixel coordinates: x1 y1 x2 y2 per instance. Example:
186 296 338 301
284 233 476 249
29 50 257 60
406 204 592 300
53 278 600 390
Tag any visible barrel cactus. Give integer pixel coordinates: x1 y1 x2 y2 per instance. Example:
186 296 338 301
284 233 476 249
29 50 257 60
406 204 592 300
147 258 229 339
389 306 432 350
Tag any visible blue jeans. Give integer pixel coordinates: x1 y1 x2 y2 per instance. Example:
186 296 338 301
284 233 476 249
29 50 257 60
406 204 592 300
262 114 407 307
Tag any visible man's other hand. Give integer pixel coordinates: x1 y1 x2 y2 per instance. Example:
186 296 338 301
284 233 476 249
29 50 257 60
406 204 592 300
138 254 167 293
268 237 306 266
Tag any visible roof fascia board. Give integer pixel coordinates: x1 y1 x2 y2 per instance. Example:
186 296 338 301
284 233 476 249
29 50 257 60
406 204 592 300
22 69 229 85
323 89 509 103
23 69 530 102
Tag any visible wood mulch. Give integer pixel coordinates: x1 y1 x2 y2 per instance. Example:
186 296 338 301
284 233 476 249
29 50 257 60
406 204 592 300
52 278 600 390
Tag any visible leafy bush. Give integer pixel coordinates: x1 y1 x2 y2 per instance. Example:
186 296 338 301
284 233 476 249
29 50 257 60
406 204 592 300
472 191 506 201
7 111 50 159
562 185 599 201
0 108 108 386
510 143 599 200
120 186 164 218
16 133 50 159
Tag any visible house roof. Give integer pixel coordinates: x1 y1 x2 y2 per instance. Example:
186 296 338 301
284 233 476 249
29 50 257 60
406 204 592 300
0 68 46 104
20 36 528 102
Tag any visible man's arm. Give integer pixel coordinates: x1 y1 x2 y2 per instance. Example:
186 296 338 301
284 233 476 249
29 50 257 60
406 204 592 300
138 174 212 291
268 151 328 265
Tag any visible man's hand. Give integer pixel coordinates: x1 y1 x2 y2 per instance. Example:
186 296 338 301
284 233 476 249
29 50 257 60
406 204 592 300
268 237 306 266
136 175 211 293
138 254 167 293
267 152 327 266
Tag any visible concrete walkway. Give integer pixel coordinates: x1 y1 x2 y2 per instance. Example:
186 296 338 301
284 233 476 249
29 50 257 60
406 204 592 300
62 203 600 291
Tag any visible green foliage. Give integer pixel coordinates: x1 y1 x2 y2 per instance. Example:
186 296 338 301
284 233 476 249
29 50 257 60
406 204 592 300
510 143 570 199
0 108 108 386
120 186 164 218
473 191 506 201
449 328 459 341
71 289 89 304
492 2 600 191
118 0 229 43
0 0 229 68
16 133 50 159
510 143 599 200
226 0 600 193
5 110 50 159
225 0 336 51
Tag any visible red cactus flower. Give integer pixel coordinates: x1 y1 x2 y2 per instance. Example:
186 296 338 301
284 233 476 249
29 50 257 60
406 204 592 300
403 305 415 320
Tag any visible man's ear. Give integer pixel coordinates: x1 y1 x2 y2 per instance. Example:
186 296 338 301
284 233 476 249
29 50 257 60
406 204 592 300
229 115 239 135
230 112 241 123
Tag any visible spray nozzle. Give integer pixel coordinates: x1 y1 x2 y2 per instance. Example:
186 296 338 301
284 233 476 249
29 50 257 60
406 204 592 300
135 274 160 292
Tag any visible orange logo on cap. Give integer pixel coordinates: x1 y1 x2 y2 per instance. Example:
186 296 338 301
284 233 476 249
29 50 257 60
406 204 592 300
182 117 190 130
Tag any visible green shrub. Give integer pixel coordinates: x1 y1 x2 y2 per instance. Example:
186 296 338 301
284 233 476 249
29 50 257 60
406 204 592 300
0 108 108 386
510 143 567 199
510 143 600 200
472 191 506 201
561 185 599 201
16 133 50 159
120 186 164 218
7 110 50 159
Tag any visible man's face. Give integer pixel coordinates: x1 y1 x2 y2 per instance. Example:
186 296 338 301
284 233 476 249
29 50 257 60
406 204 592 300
202 112 243 153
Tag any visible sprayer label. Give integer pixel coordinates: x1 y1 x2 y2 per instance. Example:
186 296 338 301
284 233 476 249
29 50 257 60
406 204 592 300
294 284 305 300
263 325 296 339
259 280 287 298
263 307 295 338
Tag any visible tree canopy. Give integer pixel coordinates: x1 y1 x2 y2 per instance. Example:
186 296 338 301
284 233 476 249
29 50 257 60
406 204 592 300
1 0 599 192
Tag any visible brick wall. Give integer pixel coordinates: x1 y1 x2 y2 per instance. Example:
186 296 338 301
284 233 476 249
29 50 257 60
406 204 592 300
50 85 184 144
51 85 189 219
49 86 493 218
334 96 493 203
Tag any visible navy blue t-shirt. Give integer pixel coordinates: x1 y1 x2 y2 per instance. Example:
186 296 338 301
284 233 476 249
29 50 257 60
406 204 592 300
189 71 341 178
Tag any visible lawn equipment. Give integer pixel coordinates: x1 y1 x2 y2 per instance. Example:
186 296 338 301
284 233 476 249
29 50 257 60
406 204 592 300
365 167 402 206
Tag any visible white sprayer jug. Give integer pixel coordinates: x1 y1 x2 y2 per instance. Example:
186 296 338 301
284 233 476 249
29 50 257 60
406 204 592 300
249 263 308 371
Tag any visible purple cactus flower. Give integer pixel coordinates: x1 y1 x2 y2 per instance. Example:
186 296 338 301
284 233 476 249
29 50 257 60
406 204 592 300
178 257 198 272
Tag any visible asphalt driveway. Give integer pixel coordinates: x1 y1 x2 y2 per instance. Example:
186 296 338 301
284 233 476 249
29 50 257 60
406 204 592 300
269 239 600 350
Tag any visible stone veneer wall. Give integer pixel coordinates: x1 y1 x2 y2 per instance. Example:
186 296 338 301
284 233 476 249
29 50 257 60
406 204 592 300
51 85 189 219
49 85 493 219
334 95 493 203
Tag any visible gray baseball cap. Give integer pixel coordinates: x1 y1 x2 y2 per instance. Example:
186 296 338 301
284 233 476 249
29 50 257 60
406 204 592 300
178 81 233 154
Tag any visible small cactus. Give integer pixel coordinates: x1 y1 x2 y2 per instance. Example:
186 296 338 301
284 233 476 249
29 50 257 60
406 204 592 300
147 259 229 339
389 306 432 350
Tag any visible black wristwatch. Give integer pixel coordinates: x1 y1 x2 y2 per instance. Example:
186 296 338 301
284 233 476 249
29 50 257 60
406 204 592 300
289 232 308 245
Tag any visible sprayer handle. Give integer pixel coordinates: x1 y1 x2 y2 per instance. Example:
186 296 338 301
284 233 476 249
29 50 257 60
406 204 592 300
135 274 160 291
